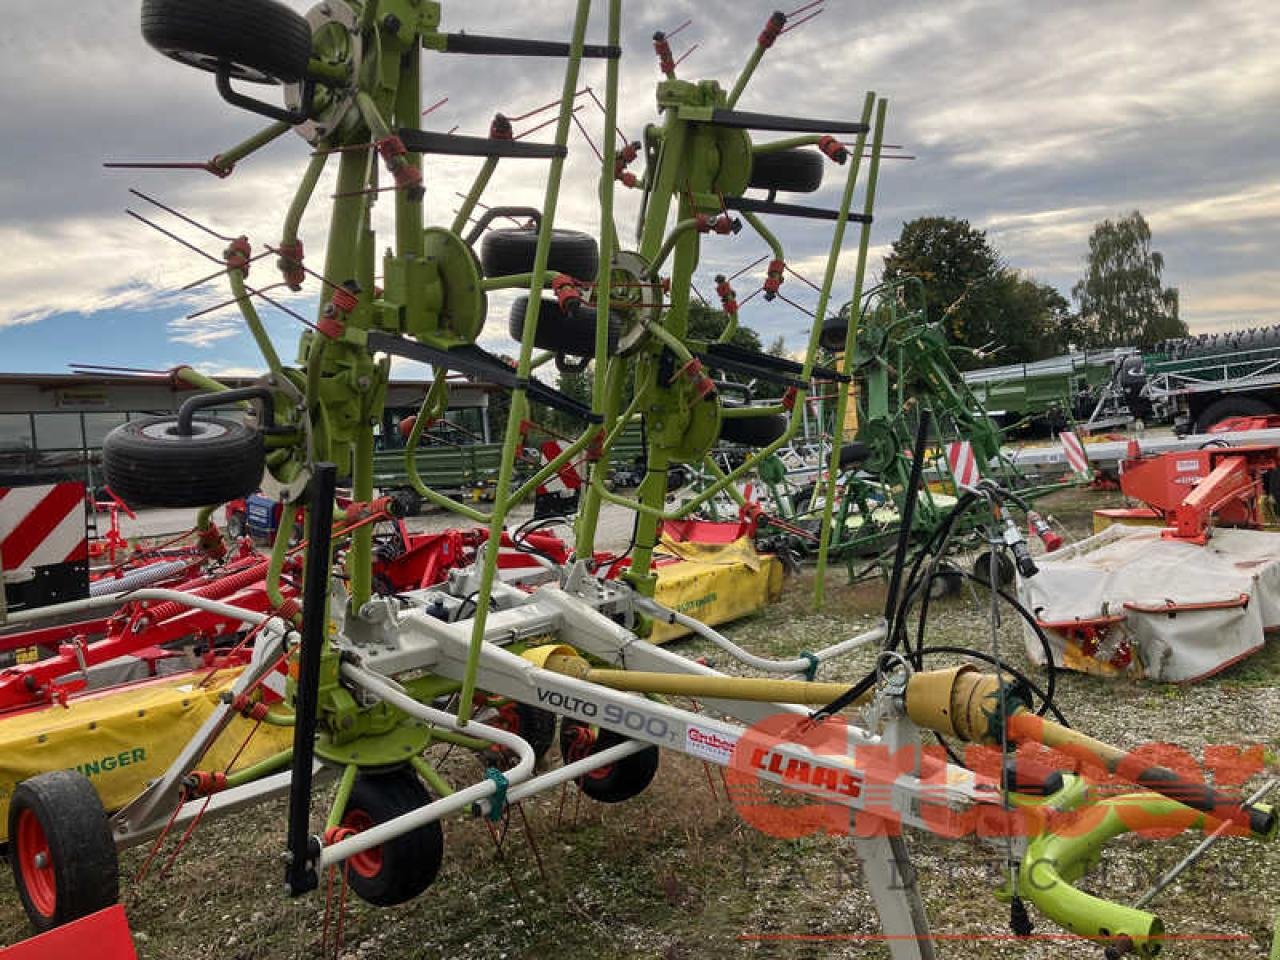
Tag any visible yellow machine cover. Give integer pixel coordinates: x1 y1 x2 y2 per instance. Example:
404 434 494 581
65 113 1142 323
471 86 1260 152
0 667 292 841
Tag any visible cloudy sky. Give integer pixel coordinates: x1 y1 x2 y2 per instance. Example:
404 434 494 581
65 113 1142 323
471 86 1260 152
0 0 1277 377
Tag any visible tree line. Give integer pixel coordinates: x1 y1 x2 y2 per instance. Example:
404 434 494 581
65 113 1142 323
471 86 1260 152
881 210 1184 369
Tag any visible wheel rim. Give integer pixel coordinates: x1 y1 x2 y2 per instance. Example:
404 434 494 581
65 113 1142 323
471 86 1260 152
139 420 230 442
15 809 56 917
565 725 614 781
340 809 382 879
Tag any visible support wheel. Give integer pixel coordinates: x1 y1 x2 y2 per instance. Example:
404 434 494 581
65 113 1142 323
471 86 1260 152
141 0 314 84
508 297 619 357
103 416 264 509
926 567 964 599
480 228 599 281
339 769 443 907
719 405 789 447
560 721 659 804
486 701 559 768
1193 394 1273 434
9 771 119 933
819 312 849 351
839 442 869 469
749 148 824 193
972 550 1015 589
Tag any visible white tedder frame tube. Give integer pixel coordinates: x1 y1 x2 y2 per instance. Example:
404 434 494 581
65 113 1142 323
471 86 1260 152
631 594 885 673
321 662 537 868
2 587 271 627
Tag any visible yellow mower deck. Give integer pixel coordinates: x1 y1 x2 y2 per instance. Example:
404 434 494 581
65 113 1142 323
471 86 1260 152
0 667 292 842
649 538 783 643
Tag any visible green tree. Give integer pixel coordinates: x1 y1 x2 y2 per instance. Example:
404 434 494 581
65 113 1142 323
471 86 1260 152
1072 211 1184 348
546 362 592 435
880 217 1079 367
881 216 1002 349
686 302 764 353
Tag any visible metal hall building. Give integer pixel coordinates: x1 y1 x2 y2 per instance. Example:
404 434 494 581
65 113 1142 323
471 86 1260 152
0 371 494 486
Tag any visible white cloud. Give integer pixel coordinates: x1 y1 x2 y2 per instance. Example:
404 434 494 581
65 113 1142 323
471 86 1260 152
0 0 1277 368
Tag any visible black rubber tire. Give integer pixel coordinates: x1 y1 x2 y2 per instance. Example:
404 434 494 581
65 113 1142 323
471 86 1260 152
103 416 265 509
819 313 849 351
719 406 789 447
1193 394 1274 434
972 550 1015 590
926 569 964 600
508 297 619 357
340 769 443 907
9 771 119 933
488 701 558 767
839 442 870 469
749 148 824 193
559 722 660 804
141 0 313 84
480 228 599 281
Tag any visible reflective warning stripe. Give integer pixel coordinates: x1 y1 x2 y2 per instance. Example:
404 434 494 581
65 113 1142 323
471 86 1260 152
1059 431 1091 475
945 440 980 488
260 661 289 704
535 440 583 495
0 482 88 575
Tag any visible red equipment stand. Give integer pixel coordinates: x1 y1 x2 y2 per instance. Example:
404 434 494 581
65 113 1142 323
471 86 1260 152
2 905 138 959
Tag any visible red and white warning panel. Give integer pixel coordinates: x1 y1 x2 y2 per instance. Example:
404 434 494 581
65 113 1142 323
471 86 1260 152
533 439 584 519
1 481 90 612
1058 430 1091 477
945 440 981 489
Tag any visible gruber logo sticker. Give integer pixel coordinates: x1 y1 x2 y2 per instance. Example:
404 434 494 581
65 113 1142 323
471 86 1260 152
685 724 737 765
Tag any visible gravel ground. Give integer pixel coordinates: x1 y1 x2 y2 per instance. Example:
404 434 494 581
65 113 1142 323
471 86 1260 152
5 486 1278 958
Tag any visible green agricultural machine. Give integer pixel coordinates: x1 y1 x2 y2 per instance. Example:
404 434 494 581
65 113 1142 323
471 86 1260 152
742 278 1059 585
2 4 1274 959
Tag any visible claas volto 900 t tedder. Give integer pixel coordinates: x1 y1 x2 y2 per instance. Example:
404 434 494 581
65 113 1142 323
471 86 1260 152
1 2 1274 958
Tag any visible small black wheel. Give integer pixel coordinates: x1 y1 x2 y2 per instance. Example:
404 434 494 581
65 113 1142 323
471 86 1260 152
926 568 964 599
560 721 659 804
748 148 824 193
819 313 849 351
103 416 264 509
142 0 314 84
1266 468 1280 502
839 442 870 469
486 701 559 768
508 297 619 357
666 465 692 492
1193 394 1273 434
9 771 119 933
719 406 789 447
339 769 443 907
480 228 599 281
972 550 1015 589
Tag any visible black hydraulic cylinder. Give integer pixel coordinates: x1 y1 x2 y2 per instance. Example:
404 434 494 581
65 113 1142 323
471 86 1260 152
284 462 337 897
725 196 872 223
709 108 869 134
443 33 620 59
883 410 931 628
397 128 566 160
